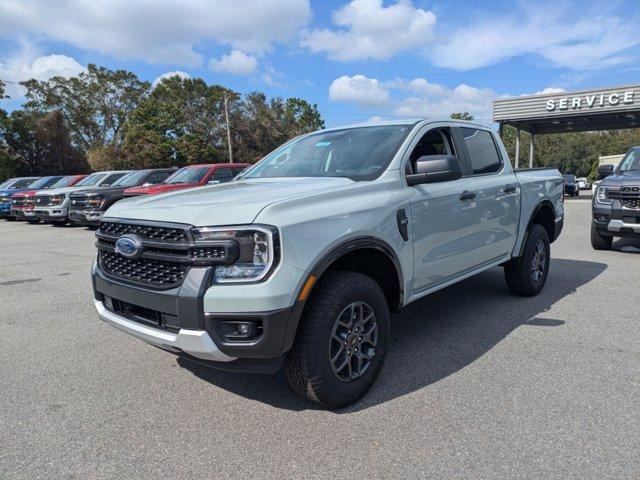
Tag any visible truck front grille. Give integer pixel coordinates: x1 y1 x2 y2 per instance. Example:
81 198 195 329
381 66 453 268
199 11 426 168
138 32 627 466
12 197 33 207
100 221 188 242
99 250 187 288
615 186 640 209
69 196 92 209
35 196 51 205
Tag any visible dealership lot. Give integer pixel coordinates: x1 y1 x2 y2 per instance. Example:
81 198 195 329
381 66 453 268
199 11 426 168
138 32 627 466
0 199 638 479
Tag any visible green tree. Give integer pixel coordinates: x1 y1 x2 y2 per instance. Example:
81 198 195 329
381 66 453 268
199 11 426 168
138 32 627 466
123 75 229 168
451 112 474 120
21 64 150 155
0 79 8 99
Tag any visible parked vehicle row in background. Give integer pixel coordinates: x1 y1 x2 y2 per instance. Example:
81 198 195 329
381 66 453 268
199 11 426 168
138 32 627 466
0 177 40 218
563 174 580 196
591 146 640 249
68 168 177 226
123 163 249 198
0 163 250 226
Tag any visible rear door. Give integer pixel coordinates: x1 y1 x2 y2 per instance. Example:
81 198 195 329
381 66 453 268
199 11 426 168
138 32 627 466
456 127 519 264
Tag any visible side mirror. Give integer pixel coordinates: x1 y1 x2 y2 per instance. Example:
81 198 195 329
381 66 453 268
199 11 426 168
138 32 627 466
406 155 463 186
597 164 614 180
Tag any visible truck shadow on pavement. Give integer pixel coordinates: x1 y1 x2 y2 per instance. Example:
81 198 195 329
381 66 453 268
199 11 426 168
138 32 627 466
178 258 606 412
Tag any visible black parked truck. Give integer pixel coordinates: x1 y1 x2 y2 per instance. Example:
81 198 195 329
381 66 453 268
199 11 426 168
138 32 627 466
592 146 640 249
68 168 176 226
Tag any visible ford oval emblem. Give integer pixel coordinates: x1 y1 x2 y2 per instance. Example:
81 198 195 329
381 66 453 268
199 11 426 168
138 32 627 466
115 234 143 258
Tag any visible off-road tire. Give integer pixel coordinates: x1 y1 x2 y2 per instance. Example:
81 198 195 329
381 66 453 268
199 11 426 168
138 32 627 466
590 222 612 250
504 224 550 296
283 271 390 408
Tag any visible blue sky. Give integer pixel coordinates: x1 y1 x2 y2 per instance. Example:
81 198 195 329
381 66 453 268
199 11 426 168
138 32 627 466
1 0 640 127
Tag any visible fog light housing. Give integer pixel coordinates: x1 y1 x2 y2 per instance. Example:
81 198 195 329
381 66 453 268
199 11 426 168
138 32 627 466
103 295 114 311
218 319 262 341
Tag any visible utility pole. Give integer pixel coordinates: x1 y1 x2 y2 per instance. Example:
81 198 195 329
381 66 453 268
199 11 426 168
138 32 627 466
224 94 233 163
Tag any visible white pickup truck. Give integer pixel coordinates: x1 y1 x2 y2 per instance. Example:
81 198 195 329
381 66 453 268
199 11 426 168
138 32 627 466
92 119 564 407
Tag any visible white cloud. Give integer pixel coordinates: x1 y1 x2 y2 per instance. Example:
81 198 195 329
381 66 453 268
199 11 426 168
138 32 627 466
0 44 85 99
328 74 498 120
533 87 566 95
302 0 436 61
329 75 390 107
152 70 191 88
0 0 312 66
430 4 640 70
209 50 258 76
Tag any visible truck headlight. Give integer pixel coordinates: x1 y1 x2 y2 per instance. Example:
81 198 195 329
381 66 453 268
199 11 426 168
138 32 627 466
50 195 65 205
191 226 279 283
0 195 10 203
88 195 105 207
596 186 613 205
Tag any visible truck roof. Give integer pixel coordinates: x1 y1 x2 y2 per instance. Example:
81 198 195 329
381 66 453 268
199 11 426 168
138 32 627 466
320 118 494 133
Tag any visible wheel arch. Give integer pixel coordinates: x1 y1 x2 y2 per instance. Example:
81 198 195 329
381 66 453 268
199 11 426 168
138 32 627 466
280 236 404 355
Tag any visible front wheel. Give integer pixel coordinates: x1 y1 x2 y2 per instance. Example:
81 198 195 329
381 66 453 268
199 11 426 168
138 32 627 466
284 271 390 408
504 224 550 296
590 222 612 250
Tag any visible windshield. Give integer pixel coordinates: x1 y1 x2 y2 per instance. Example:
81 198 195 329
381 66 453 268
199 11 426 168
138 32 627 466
51 176 80 188
27 176 63 189
244 125 411 181
75 173 107 187
618 149 640 172
8 178 38 189
113 170 149 187
165 167 209 184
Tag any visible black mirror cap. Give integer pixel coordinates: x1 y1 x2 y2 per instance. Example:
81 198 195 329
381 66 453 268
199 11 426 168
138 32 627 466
597 164 614 180
407 155 463 186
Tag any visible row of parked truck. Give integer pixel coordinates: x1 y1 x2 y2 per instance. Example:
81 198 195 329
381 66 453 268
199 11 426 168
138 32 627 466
0 163 249 226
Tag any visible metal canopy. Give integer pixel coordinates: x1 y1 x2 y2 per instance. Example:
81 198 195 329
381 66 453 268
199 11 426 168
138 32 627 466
493 84 640 167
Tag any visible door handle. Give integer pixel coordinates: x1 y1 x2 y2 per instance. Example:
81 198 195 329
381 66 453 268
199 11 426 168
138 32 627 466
503 185 517 194
459 190 476 201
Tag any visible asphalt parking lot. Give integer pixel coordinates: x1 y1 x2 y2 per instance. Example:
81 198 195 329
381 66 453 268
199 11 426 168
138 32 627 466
1 199 638 479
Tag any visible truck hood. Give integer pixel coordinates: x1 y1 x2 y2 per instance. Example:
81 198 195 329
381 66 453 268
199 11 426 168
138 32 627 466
124 182 198 196
70 186 127 197
105 177 354 226
38 185 93 196
600 170 640 187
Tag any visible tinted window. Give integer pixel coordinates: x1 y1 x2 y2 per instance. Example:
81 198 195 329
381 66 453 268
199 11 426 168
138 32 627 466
145 171 171 184
233 167 246 177
51 176 81 188
75 173 106 187
209 168 234 183
9 178 38 189
26 176 63 189
244 125 411 181
460 128 502 175
165 167 210 184
618 148 640 172
100 173 127 186
113 171 148 187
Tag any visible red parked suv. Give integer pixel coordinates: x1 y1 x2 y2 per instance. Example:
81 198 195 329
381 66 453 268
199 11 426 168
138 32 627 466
123 163 250 197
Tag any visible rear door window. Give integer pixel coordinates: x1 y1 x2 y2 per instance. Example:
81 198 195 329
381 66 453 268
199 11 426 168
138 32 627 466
459 128 503 175
100 173 127 186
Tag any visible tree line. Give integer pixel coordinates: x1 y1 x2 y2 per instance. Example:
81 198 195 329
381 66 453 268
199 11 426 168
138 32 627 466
0 65 324 180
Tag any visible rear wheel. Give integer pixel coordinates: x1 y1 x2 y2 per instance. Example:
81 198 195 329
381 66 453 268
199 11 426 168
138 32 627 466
504 224 550 296
590 222 613 250
284 271 390 408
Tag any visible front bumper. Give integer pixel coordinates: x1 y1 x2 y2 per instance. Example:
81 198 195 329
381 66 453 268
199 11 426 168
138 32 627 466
592 202 640 238
69 208 103 224
95 298 235 362
11 207 37 219
35 205 68 221
92 258 305 372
